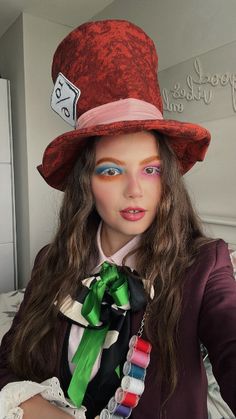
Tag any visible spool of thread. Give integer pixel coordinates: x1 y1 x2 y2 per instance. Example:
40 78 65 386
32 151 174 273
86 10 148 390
115 387 139 407
129 335 152 354
108 397 118 413
100 409 122 419
127 347 150 369
114 404 132 418
123 361 146 381
121 376 145 396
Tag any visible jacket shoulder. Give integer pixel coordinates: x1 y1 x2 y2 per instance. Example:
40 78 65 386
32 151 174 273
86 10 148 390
195 238 230 264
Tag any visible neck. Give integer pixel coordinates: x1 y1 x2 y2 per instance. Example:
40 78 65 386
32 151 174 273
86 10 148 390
101 225 135 257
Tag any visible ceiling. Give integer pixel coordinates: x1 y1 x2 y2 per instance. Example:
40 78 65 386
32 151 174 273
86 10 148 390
0 0 114 39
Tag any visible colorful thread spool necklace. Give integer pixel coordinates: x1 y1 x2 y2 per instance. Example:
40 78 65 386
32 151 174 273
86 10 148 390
100 311 152 419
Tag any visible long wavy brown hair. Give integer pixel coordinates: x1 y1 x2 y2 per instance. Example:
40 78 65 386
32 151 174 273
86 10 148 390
9 131 211 401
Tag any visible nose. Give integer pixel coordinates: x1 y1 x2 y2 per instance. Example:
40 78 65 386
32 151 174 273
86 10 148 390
124 175 143 199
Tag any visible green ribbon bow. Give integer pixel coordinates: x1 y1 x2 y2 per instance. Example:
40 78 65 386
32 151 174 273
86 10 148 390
67 262 130 407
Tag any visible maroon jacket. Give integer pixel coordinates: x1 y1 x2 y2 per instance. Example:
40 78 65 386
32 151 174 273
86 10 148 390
0 239 236 418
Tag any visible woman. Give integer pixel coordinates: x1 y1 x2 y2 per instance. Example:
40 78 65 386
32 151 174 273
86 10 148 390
0 19 236 419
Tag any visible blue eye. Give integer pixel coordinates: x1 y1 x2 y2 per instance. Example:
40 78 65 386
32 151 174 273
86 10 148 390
95 165 124 176
143 166 161 175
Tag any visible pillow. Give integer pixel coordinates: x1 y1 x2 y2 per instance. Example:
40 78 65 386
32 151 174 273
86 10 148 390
0 289 25 343
229 249 236 278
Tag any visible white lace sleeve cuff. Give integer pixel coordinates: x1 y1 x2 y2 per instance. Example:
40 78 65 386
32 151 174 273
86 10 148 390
0 376 87 419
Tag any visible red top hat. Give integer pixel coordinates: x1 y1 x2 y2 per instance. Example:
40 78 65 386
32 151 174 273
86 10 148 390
37 19 211 190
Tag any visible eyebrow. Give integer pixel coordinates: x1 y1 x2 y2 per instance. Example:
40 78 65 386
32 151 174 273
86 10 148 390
95 155 161 165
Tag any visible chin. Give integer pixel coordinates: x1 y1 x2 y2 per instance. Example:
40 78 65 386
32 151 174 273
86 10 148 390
119 221 151 236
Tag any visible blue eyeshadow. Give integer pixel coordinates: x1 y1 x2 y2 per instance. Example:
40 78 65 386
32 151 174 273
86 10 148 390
95 165 124 174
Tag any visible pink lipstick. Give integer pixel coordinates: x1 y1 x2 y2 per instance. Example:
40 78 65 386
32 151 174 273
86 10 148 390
120 207 146 221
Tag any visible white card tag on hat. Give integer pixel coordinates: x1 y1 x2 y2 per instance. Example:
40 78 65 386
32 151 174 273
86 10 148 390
51 72 81 127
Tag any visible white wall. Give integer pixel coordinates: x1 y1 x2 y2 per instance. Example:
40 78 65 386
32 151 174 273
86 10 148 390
22 14 71 277
93 0 236 70
0 14 72 286
0 15 30 286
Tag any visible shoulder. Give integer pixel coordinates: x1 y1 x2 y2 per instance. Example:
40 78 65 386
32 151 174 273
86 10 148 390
197 238 228 253
24 245 51 293
185 239 234 289
33 244 51 270
194 238 231 267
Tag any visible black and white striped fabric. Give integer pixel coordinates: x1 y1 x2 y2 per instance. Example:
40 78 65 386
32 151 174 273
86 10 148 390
59 265 147 418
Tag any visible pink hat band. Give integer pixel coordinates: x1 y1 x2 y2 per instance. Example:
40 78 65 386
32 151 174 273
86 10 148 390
76 98 163 130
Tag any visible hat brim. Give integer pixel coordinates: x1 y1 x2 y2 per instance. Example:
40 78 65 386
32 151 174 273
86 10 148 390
37 119 210 190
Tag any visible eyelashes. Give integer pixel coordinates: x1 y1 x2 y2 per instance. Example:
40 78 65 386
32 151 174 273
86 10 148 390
94 165 161 177
143 166 161 176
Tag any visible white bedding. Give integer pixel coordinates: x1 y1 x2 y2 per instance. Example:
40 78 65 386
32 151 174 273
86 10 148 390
0 289 25 343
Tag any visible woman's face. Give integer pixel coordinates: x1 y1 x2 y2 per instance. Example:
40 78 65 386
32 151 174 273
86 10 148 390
91 131 162 253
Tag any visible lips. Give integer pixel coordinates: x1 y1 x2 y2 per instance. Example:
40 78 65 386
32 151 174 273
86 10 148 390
120 207 146 221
